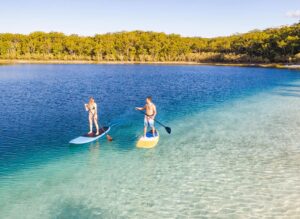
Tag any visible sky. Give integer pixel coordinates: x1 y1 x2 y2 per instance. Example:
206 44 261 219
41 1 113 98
0 0 299 37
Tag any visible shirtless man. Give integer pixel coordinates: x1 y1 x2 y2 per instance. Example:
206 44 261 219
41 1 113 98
135 96 157 138
84 97 100 135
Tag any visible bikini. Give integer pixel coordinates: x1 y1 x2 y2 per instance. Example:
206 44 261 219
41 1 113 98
89 105 96 116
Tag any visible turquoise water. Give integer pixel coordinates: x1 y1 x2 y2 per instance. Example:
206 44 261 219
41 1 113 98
0 64 300 218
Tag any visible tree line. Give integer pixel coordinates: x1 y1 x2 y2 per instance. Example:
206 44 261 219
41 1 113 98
0 22 299 63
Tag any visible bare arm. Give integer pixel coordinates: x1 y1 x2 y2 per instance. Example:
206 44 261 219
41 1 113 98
94 103 98 114
84 103 89 111
152 104 157 118
135 105 145 111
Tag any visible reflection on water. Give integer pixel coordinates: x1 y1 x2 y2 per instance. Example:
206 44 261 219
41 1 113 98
88 142 101 166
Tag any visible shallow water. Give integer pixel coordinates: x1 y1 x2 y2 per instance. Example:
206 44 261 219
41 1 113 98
0 64 300 218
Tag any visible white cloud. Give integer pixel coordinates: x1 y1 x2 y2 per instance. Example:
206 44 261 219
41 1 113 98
286 10 300 18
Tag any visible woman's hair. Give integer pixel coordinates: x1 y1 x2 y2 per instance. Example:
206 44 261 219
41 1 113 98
89 97 95 105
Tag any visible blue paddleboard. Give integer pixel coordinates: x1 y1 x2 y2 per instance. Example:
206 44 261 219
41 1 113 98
69 127 110 144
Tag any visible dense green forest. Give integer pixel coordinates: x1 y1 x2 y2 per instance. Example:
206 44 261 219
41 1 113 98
0 23 299 63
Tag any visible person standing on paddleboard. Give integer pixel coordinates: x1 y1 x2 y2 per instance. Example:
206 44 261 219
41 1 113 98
135 96 157 138
84 97 100 135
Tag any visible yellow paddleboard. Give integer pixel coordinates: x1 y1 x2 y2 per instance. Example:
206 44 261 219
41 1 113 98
136 130 159 148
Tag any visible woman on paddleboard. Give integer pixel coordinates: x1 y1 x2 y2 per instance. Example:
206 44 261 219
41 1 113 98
135 96 157 138
85 97 100 135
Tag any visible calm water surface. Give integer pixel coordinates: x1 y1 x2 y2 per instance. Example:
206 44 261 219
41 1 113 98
0 64 300 218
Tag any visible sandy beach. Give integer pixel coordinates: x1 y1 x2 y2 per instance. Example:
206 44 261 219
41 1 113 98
1 59 299 69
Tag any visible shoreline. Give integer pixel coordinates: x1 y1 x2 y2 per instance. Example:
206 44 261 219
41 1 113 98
0 59 299 69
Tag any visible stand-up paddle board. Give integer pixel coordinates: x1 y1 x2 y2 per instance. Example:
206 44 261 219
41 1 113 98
69 126 110 144
136 130 159 148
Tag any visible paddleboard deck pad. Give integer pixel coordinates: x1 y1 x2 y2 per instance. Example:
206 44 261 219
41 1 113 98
136 130 159 148
69 126 110 144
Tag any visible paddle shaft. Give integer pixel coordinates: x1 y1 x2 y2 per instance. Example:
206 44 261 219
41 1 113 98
138 110 168 128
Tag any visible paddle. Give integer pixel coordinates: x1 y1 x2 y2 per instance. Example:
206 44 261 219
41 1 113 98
137 110 171 134
98 122 113 141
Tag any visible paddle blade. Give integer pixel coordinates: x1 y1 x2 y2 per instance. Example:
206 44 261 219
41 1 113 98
165 127 171 134
106 134 113 141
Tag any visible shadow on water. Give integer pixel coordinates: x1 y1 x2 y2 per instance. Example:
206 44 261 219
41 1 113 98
68 141 102 152
53 201 115 219
276 83 300 88
278 88 300 92
273 83 300 98
274 92 300 98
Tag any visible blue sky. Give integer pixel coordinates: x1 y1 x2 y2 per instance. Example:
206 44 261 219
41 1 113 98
0 0 299 37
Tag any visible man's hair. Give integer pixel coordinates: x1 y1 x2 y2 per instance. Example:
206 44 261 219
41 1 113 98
146 96 152 101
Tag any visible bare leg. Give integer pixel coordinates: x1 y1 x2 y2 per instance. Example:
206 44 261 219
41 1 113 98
143 117 147 138
152 126 156 136
88 114 93 134
144 126 147 138
94 117 99 135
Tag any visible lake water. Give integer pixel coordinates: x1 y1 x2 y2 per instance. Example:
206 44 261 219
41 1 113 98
0 64 300 218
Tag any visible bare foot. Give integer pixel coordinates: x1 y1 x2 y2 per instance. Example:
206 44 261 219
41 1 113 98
95 132 99 136
88 131 93 134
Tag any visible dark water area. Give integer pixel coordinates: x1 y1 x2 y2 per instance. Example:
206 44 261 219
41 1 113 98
0 64 299 175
